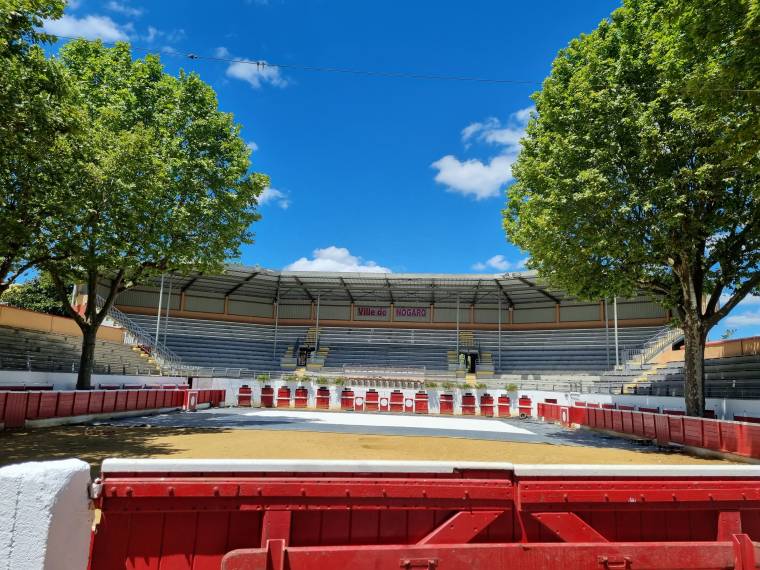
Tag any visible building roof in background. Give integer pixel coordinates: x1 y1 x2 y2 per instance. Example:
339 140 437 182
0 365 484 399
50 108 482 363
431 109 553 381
144 265 580 307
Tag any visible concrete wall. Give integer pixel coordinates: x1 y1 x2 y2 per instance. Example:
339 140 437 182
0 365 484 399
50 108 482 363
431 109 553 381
0 459 92 570
197 377 760 422
0 305 123 343
0 372 188 390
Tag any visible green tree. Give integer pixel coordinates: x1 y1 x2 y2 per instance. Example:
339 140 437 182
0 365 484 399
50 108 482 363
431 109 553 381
0 0 81 294
0 273 69 316
45 40 267 389
504 0 759 417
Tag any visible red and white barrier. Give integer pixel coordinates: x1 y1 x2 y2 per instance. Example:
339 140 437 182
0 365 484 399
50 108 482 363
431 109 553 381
0 459 92 570
89 458 760 569
539 402 760 461
0 389 225 430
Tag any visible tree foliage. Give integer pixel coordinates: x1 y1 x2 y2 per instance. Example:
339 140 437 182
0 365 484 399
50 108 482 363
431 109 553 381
44 40 267 388
0 0 82 293
504 0 759 416
0 273 69 316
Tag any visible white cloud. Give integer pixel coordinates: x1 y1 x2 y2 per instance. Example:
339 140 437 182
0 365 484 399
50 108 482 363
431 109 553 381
42 13 129 41
432 154 518 201
432 106 534 200
66 0 83 10
246 140 259 152
226 58 287 89
285 247 391 273
106 1 143 17
472 255 528 272
143 26 185 44
259 187 289 209
720 292 760 307
214 46 231 58
725 310 760 327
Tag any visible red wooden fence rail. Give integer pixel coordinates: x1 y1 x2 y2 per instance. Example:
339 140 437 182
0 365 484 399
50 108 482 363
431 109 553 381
89 458 760 569
0 389 225 429
538 402 760 461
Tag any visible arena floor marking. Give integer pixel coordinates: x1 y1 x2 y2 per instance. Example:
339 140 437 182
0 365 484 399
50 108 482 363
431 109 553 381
243 410 535 435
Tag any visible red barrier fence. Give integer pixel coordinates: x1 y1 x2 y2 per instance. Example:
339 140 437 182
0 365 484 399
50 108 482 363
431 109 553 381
538 403 760 461
90 458 760 569
0 389 224 430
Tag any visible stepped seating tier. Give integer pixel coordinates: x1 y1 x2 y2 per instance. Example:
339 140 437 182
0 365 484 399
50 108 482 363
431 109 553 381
0 325 160 375
635 355 760 399
127 315 660 376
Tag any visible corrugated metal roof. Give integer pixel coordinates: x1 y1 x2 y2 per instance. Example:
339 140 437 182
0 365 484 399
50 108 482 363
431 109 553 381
126 264 579 307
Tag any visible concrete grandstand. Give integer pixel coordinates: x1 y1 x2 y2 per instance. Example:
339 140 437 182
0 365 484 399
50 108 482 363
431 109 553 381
99 266 672 382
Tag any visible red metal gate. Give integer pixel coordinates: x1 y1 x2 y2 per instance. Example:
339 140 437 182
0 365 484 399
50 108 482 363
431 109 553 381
90 460 760 569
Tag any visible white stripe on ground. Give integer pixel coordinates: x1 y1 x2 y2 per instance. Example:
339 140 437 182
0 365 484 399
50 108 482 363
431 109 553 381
243 410 534 435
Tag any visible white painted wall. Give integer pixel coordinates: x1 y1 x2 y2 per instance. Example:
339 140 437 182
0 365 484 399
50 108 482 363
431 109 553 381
0 371 188 390
196 378 760 421
0 459 92 570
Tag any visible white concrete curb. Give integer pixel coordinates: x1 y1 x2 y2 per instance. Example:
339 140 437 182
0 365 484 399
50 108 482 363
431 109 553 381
0 459 92 570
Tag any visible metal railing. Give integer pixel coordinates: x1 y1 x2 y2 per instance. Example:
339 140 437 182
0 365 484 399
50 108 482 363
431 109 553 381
618 327 683 370
97 296 197 376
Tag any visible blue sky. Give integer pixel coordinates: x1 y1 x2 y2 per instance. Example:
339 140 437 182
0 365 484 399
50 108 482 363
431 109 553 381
42 0 759 340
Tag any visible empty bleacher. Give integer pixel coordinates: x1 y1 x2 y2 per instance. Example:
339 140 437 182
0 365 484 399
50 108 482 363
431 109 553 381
635 355 760 399
129 315 305 373
127 315 660 377
0 325 159 375
475 326 661 373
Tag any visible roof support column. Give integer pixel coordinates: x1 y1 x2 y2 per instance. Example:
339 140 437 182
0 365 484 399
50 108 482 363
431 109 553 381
498 296 502 370
315 295 321 351
162 274 173 349
604 299 610 368
456 294 460 355
273 295 279 361
613 296 620 367
155 274 165 344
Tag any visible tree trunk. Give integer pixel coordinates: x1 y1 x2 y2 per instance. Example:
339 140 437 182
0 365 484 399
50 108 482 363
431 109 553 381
682 318 706 417
77 326 97 390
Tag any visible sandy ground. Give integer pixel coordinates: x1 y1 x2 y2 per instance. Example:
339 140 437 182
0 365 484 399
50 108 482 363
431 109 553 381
0 425 731 475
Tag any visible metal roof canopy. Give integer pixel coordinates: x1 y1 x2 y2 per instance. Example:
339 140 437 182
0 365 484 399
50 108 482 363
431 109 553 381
134 265 584 307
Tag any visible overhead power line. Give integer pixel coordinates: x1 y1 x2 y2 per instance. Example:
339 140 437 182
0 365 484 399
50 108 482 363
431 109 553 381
50 34 541 87
51 34 760 93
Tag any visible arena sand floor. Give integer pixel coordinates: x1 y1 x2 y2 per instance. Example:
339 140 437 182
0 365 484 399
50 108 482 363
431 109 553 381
0 408 736 475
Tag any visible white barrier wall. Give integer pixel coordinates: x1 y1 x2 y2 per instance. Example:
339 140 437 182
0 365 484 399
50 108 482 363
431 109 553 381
0 459 92 570
196 377 760 421
0 371 188 390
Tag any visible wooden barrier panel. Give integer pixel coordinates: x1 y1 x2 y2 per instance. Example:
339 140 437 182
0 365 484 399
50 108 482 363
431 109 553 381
1 389 212 431
102 391 117 414
4 392 28 428
25 392 41 420
56 392 75 417
669 416 685 444
542 402 760 462
654 414 671 444
89 459 760 570
89 391 105 415
72 392 90 416
38 392 58 419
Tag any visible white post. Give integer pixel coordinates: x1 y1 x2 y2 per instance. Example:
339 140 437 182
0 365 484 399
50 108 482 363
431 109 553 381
155 274 165 343
456 295 460 356
314 295 321 350
497 296 502 370
273 296 279 361
604 299 610 368
613 296 620 367
162 274 173 348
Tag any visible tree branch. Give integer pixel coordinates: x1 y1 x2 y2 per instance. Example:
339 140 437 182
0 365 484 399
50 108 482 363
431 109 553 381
705 273 760 328
47 270 87 330
94 268 125 327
